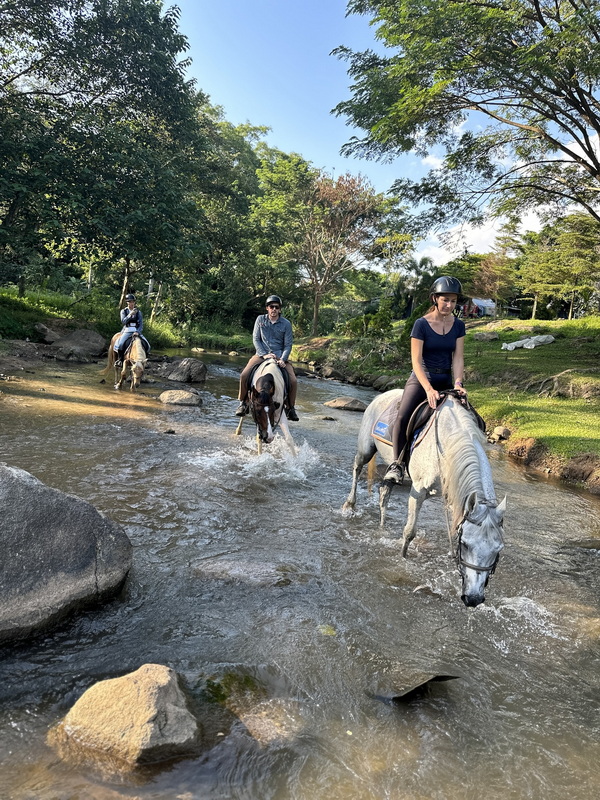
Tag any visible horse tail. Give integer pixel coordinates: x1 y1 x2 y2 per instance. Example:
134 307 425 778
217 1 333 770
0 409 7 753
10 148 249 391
100 347 116 375
367 453 378 494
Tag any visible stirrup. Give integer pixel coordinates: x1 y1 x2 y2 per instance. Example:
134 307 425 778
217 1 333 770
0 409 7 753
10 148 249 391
384 461 404 484
235 402 248 417
114 358 123 367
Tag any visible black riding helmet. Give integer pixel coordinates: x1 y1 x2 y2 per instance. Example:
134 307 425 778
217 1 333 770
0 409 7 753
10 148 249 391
125 293 136 301
265 295 282 306
429 276 466 304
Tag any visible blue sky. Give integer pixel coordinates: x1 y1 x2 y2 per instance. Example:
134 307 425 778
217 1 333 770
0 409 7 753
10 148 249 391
172 0 500 263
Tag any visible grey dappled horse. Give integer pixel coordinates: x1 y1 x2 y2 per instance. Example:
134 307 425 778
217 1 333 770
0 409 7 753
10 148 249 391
235 360 295 455
343 390 506 607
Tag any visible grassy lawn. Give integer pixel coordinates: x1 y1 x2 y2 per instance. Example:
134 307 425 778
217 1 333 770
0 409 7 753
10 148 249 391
464 317 600 458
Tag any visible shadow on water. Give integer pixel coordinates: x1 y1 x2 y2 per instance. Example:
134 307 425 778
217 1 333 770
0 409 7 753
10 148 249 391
1 350 600 799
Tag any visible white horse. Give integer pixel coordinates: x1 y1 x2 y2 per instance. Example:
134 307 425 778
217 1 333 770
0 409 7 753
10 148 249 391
343 390 506 606
235 360 295 455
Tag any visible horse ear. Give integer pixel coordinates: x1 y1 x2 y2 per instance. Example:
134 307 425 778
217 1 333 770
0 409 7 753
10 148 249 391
464 491 478 516
497 496 507 517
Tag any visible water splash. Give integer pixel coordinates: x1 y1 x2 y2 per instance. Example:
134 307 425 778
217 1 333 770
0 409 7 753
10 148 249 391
183 435 321 483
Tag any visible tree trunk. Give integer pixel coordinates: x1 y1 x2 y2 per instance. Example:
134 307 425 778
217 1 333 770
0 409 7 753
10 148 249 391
531 294 538 320
147 273 154 297
118 257 131 308
150 281 162 324
568 292 574 320
17 274 26 298
87 262 93 292
311 292 321 337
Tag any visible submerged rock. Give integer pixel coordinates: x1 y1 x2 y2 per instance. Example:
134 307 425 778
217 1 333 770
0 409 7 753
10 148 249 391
0 464 132 644
49 664 200 768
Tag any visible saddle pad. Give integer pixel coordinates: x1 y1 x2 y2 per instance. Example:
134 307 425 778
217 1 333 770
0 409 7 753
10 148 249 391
371 400 400 446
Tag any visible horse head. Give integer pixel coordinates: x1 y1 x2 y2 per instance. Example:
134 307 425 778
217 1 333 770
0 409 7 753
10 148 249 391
128 334 147 391
456 492 506 607
250 376 278 443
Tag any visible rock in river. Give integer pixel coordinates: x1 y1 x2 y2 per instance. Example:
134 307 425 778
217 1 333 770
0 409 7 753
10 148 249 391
0 464 132 644
324 396 368 412
49 664 200 768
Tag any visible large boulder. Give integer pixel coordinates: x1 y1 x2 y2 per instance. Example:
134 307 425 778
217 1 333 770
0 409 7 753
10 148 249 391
34 322 62 344
49 664 200 767
0 464 132 644
51 329 106 362
166 357 207 383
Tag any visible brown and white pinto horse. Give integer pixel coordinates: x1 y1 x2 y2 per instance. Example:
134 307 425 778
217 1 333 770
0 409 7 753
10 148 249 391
235 360 295 454
105 332 147 391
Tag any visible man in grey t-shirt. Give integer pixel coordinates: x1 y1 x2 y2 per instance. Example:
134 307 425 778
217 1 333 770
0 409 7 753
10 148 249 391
236 295 299 421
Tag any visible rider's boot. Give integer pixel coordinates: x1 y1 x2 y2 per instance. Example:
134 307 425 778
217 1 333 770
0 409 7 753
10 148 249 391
114 348 125 367
383 460 404 484
235 401 249 417
286 406 299 421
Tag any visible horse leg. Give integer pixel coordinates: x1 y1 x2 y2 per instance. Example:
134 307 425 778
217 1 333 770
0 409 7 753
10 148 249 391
114 364 124 390
342 446 376 514
401 485 428 556
278 413 296 456
256 431 262 456
379 481 393 527
235 415 244 436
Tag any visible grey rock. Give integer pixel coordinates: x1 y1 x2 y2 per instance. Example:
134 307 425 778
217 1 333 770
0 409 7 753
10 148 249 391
320 365 345 380
159 389 202 406
473 331 499 341
51 329 106 362
0 464 132 644
324 396 368 412
372 375 391 390
166 358 207 383
34 322 61 344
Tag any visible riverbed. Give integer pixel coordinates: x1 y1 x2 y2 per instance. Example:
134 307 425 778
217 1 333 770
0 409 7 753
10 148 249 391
1 352 600 799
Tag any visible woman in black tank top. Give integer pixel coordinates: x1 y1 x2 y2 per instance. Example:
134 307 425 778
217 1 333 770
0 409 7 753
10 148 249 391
384 276 469 484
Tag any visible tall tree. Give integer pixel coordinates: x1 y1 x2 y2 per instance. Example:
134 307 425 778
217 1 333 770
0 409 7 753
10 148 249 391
253 157 410 335
518 214 600 318
335 0 600 229
0 0 197 290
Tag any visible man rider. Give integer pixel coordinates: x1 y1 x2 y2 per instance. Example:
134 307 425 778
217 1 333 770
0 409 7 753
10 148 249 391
114 294 150 366
236 295 299 421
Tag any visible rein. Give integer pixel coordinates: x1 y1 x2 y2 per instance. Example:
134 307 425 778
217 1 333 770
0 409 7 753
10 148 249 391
430 398 501 578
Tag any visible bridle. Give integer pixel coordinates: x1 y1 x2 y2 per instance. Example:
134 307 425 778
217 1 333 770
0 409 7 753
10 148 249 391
453 503 502 581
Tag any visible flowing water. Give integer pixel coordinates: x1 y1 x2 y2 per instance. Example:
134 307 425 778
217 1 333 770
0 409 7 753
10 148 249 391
1 352 600 800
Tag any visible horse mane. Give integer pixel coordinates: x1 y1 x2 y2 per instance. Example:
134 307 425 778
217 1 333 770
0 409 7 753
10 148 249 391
439 401 493 529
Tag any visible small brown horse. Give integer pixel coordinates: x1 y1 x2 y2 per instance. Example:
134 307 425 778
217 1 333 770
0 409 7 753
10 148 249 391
105 332 147 391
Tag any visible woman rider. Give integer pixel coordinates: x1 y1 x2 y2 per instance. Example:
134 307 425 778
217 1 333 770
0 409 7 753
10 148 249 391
384 276 468 483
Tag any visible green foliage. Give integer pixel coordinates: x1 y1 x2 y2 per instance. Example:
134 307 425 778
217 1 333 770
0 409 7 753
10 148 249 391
336 0 600 228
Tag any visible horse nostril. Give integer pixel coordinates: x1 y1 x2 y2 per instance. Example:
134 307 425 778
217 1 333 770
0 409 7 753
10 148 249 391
462 594 484 608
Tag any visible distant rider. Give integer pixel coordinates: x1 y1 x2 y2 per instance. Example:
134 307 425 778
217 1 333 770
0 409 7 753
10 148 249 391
114 293 150 366
236 295 299 421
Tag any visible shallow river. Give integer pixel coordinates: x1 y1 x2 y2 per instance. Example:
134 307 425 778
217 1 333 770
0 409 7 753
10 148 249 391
1 352 600 800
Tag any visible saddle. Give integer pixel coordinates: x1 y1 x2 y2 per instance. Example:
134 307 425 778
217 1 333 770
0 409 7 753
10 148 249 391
372 390 487 472
248 361 289 402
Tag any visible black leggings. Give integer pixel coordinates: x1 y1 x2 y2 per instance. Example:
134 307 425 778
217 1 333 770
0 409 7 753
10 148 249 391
389 372 453 461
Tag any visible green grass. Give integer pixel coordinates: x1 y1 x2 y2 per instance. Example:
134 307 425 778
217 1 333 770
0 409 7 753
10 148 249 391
464 317 600 458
